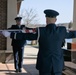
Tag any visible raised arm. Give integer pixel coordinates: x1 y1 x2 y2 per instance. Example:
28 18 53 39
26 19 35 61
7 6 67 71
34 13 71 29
59 26 76 39
10 28 38 40
65 30 76 39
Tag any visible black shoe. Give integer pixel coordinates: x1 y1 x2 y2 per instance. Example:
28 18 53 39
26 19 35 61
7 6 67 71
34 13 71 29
19 69 22 72
15 69 19 72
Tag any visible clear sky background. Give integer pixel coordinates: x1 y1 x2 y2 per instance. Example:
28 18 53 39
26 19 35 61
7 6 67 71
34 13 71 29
20 0 74 24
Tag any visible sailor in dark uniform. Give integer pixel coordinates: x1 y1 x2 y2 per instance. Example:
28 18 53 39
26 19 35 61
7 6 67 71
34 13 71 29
10 10 76 75
9 17 26 72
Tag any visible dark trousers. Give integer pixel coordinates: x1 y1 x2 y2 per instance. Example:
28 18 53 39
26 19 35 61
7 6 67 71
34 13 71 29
39 71 62 75
12 46 24 69
39 68 62 75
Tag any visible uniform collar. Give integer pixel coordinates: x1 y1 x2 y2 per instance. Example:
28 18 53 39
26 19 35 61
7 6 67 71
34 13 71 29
46 23 56 29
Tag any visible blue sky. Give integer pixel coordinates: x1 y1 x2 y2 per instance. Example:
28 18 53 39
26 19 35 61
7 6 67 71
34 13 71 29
20 0 74 24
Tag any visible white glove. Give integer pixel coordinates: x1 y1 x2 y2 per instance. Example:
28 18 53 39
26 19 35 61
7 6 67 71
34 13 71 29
2 30 10 37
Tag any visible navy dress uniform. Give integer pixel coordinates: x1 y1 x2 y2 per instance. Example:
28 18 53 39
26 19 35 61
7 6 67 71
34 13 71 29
9 17 26 72
10 10 76 75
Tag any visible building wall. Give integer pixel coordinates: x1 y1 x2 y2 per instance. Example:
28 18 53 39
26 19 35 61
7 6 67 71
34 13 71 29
7 0 17 50
0 0 21 50
0 0 7 50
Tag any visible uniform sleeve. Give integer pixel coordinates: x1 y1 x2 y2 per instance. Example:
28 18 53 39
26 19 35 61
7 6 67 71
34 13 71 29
10 30 38 40
59 26 76 39
23 33 37 40
65 30 76 38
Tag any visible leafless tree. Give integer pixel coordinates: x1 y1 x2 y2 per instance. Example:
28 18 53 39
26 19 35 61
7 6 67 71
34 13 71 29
19 9 39 45
20 8 39 27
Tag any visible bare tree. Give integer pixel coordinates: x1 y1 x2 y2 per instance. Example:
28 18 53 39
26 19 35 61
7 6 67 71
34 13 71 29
20 8 39 27
19 9 39 45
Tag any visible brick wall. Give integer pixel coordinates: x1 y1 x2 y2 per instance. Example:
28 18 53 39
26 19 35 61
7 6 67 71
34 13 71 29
0 0 7 50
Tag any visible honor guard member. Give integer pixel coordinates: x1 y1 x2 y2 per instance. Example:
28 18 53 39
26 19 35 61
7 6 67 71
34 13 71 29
9 17 26 72
10 10 76 75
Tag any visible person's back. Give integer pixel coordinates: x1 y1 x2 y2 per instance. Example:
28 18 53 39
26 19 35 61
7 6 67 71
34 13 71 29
36 24 66 75
39 25 66 52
